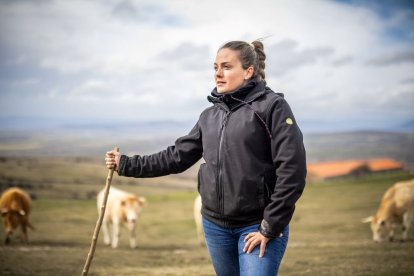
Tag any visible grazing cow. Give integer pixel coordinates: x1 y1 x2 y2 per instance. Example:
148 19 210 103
0 187 34 244
362 179 414 242
193 194 205 246
97 186 146 248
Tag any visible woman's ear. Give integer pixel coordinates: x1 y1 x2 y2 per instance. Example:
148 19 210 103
244 66 254 80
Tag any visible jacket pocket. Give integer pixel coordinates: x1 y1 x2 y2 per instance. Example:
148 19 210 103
258 178 266 209
198 163 217 212
263 169 276 206
197 163 204 193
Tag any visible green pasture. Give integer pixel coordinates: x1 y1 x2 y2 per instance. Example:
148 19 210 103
0 157 413 275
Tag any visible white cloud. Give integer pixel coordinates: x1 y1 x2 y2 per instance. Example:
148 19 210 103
265 39 335 76
0 0 413 132
367 49 414 66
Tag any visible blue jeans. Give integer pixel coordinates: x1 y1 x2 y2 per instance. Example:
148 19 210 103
202 217 289 276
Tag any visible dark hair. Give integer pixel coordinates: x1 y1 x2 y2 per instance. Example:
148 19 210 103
218 40 266 80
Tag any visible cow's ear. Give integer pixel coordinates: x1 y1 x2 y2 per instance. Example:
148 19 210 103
138 197 147 207
361 216 373 223
1 208 8 216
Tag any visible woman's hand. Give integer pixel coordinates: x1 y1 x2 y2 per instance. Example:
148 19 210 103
243 231 270 258
105 150 121 170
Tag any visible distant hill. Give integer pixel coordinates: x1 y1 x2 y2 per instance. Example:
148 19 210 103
399 120 414 131
0 125 413 171
304 131 414 171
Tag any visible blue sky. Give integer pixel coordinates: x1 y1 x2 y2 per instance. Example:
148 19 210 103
0 0 413 133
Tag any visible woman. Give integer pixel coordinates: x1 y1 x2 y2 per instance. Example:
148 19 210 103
105 40 306 276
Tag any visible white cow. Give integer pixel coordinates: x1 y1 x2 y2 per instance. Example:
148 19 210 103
363 179 414 242
97 186 146 248
193 194 205 246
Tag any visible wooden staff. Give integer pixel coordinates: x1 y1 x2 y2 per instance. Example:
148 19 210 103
81 147 119 276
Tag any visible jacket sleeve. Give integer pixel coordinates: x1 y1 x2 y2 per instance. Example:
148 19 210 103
117 121 203 178
259 97 307 238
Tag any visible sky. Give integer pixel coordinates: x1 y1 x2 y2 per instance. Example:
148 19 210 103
0 0 413 133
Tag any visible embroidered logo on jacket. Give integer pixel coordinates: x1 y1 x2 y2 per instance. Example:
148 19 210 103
286 118 293 125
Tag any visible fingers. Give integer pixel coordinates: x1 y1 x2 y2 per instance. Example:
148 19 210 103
105 150 120 170
105 160 116 169
259 240 266 258
243 232 259 253
243 232 269 258
106 150 116 157
105 160 116 170
243 237 260 254
243 232 255 242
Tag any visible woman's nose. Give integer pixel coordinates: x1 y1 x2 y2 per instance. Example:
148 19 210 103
215 68 223 77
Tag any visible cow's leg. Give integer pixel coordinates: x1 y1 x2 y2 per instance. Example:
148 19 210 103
20 216 30 243
5 231 11 245
21 223 28 243
402 212 413 241
129 226 136 249
3 219 12 244
101 219 111 246
111 218 120 248
389 225 395 242
197 223 205 246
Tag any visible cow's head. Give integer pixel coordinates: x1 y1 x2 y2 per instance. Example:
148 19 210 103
1 208 25 233
362 215 390 242
121 196 147 231
1 208 8 216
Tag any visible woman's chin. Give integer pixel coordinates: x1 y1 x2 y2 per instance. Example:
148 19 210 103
216 88 226 94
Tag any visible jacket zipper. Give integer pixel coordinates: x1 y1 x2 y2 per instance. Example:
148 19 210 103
217 111 230 224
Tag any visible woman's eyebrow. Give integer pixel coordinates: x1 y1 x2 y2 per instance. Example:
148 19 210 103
214 61 232 66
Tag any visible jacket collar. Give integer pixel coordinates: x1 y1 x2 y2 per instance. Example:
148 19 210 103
207 78 267 110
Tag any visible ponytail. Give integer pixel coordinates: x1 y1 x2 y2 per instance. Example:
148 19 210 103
251 40 266 81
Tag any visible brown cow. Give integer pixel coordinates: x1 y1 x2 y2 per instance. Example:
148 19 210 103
0 187 34 244
363 179 414 242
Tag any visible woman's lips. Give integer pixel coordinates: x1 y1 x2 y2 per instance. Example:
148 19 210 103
216 81 225 86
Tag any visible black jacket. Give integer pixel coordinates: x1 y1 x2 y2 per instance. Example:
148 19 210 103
118 79 306 238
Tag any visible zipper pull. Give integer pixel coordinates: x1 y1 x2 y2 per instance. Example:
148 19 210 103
221 113 229 129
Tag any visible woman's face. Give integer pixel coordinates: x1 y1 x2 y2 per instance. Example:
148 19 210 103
214 48 253 94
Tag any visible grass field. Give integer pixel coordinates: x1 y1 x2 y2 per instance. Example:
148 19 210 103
0 157 414 275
